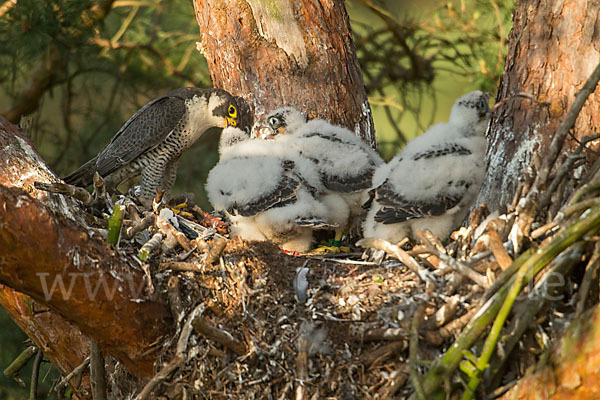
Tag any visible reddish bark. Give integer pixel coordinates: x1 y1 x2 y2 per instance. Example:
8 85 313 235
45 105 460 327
0 118 172 378
193 0 377 146
501 304 600 400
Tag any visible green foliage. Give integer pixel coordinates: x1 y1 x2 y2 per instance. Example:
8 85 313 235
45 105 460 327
0 308 59 400
351 0 513 158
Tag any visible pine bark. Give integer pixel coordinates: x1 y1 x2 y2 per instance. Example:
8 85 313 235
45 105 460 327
0 117 171 379
500 304 600 400
193 0 377 146
478 0 600 211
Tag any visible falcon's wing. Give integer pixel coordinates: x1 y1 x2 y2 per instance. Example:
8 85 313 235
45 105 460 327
322 167 374 193
229 162 302 217
94 95 187 177
374 180 463 224
299 130 378 193
230 175 301 217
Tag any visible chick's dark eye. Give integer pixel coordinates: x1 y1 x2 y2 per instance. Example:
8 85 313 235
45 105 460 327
269 117 278 126
228 105 237 118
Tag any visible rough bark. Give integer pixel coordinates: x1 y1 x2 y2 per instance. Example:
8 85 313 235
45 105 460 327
0 117 172 377
478 0 600 211
501 303 600 400
193 0 377 147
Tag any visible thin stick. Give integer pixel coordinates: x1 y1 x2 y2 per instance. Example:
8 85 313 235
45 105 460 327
356 238 433 284
34 182 93 205
409 302 426 400
28 350 43 400
54 357 90 393
417 233 489 288
135 304 204 400
90 342 107 400
575 242 600 319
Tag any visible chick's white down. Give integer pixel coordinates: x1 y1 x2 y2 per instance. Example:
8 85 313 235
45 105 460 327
261 108 383 232
206 126 331 252
363 90 491 244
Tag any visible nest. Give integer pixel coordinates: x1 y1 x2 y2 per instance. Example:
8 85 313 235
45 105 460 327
88 160 600 400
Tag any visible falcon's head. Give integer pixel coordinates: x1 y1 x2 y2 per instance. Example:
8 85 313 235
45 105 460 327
256 107 307 139
449 91 493 136
206 88 243 129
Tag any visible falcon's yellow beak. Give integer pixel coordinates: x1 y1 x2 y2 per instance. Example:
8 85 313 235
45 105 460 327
225 116 237 127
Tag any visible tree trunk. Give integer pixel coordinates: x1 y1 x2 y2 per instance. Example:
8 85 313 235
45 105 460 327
193 0 377 146
500 303 600 400
478 0 600 212
0 117 172 378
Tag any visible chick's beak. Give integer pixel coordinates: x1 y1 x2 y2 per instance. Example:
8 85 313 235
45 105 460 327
255 125 276 140
225 116 237 127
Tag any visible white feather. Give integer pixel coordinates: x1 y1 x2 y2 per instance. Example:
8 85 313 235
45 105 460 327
363 91 491 244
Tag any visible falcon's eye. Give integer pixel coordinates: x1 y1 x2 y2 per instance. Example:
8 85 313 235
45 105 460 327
228 105 237 119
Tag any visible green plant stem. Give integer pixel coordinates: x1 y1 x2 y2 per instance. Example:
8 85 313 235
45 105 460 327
414 202 600 399
106 204 126 245
3 345 37 386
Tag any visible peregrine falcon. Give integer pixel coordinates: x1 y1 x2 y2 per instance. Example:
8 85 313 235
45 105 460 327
258 107 384 235
363 90 492 244
206 126 332 252
63 87 243 206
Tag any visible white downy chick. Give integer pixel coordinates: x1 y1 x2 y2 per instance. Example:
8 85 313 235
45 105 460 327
363 90 492 244
206 126 332 252
258 107 384 233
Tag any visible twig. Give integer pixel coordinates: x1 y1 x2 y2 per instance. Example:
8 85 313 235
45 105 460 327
417 233 489 288
160 261 201 272
34 181 93 205
3 345 37 386
203 238 227 265
135 304 204 400
377 365 409 399
575 242 600 319
538 133 600 211
54 357 90 394
192 315 247 356
123 213 155 239
356 238 434 284
28 350 43 400
409 302 426 400
138 232 163 262
90 342 107 400
295 334 309 400
363 327 407 342
360 340 407 367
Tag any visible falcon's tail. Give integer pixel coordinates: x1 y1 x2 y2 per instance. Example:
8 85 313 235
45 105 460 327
62 156 98 187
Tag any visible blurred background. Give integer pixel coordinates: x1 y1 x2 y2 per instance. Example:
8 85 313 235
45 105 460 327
0 0 511 397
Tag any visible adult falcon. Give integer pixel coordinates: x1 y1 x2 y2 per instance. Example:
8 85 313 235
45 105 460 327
63 87 243 206
363 90 492 244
